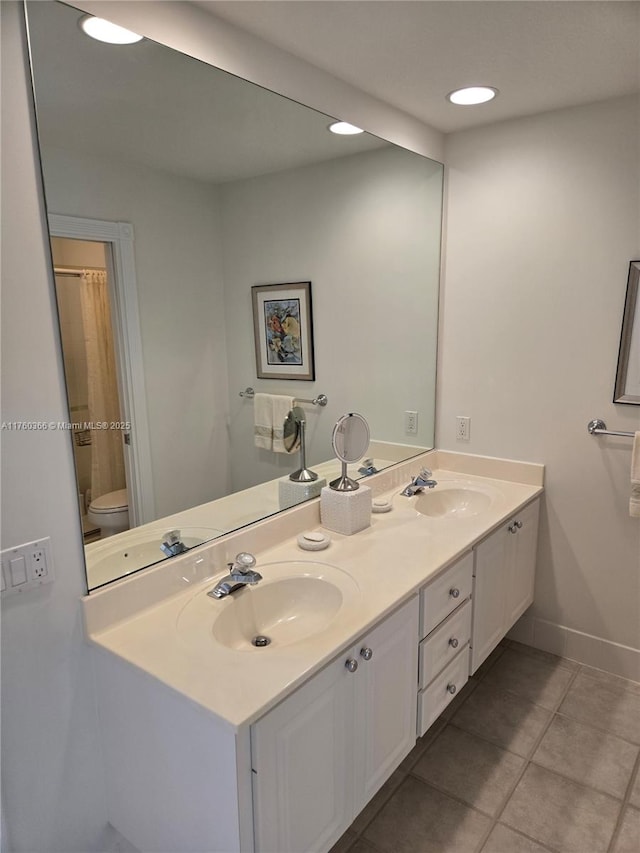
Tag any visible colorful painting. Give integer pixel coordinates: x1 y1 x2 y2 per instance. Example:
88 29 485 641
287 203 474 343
263 298 303 365
252 282 315 380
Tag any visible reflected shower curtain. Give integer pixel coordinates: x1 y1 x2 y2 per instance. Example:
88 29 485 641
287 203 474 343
80 270 126 500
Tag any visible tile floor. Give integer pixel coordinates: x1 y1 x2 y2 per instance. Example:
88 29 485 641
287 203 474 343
331 640 640 853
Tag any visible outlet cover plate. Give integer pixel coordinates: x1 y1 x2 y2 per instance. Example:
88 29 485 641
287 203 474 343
1 537 54 596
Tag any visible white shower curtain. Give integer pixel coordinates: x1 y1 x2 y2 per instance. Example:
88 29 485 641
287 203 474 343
80 269 126 500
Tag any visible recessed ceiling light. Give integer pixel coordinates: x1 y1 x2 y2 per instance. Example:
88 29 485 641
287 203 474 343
328 121 364 135
446 86 498 106
79 15 144 45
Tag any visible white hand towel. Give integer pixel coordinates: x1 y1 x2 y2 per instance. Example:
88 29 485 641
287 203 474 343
254 393 295 452
630 431 640 518
254 393 274 450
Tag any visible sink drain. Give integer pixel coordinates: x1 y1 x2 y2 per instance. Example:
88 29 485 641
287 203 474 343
251 635 271 647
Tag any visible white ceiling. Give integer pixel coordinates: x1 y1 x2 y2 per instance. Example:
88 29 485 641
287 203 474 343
26 1 386 184
194 0 640 133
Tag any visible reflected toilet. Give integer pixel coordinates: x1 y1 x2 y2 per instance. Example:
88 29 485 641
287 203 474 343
87 488 129 538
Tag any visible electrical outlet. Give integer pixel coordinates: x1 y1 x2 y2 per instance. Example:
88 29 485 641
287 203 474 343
29 546 48 580
405 410 418 435
456 416 471 441
1 537 54 596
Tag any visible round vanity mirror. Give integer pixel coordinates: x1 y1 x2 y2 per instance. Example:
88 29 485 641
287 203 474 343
330 413 370 491
285 406 318 482
283 407 303 453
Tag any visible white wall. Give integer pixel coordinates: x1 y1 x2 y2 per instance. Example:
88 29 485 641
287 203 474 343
42 148 231 518
0 5 110 851
440 95 640 678
220 146 442 491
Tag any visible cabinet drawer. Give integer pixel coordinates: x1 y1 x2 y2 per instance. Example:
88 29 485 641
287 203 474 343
417 647 469 736
418 600 471 690
420 552 473 638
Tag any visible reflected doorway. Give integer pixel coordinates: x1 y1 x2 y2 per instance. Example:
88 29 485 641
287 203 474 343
52 237 129 543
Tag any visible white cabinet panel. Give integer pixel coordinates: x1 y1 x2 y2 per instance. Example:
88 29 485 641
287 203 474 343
251 596 419 853
470 498 540 674
470 528 508 673
505 499 540 627
354 597 418 813
251 655 353 853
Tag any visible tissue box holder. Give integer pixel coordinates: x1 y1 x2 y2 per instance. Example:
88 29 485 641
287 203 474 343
320 485 372 535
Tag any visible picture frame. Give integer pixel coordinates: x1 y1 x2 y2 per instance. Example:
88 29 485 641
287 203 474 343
613 261 640 405
252 281 315 381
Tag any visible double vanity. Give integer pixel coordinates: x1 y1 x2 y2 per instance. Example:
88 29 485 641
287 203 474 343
82 449 543 853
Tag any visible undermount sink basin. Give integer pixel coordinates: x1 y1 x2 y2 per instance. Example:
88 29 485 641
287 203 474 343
177 561 360 652
413 482 497 518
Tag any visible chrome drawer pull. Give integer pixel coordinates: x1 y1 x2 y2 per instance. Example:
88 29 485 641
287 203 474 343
449 637 459 649
345 658 358 673
447 683 457 695
360 647 373 661
449 587 460 598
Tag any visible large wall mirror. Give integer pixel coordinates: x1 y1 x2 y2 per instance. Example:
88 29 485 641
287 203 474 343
26 1 443 591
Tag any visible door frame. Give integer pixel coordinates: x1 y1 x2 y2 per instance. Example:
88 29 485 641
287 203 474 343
49 213 155 526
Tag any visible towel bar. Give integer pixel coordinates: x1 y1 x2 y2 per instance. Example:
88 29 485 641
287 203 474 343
588 419 636 438
239 387 328 407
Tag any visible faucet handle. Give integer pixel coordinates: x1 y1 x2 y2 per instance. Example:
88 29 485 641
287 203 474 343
163 529 182 545
418 468 432 480
229 552 257 574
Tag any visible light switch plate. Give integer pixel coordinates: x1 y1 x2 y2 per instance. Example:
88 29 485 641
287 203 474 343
1 537 55 596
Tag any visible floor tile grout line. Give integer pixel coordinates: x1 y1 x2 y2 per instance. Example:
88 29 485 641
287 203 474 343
506 639 582 674
607 750 640 853
405 770 499 821
477 821 563 853
551 707 640 749
577 662 640 695
484 665 580 844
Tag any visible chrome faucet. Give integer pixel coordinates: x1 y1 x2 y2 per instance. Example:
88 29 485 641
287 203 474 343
401 468 438 497
160 529 187 557
207 552 262 599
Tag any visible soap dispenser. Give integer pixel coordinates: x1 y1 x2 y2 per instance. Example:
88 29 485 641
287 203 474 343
320 412 372 535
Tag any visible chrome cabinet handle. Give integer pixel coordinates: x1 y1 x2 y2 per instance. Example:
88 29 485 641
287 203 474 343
515 520 523 529
345 658 358 673
447 683 457 695
449 587 460 598
449 638 459 649
360 647 373 661
509 519 524 533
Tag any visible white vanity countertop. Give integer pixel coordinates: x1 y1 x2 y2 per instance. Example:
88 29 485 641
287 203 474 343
84 451 543 731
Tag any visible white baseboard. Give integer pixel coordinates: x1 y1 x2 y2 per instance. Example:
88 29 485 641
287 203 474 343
508 615 640 683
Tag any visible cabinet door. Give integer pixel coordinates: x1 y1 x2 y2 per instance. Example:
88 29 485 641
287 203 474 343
470 525 507 674
353 597 419 814
251 655 354 853
505 499 540 629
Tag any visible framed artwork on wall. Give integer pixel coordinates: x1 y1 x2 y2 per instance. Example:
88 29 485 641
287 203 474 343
613 261 640 405
252 281 315 381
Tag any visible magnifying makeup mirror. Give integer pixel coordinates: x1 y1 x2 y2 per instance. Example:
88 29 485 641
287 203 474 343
284 406 319 483
329 412 370 491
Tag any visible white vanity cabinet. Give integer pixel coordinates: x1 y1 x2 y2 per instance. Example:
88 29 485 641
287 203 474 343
470 498 540 673
417 552 473 735
251 595 419 853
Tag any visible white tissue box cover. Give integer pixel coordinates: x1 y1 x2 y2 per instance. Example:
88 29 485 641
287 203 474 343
320 484 372 535
279 477 326 510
